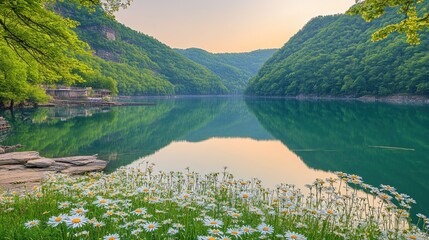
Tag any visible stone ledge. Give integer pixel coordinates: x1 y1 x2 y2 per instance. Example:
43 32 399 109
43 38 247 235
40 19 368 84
0 151 107 191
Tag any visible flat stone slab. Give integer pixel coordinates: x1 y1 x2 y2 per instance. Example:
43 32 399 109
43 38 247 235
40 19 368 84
0 151 107 191
53 156 98 166
0 151 40 165
25 158 55 168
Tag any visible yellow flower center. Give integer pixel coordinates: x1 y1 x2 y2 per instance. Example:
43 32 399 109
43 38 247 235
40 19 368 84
72 218 81 224
208 238 216 240
243 228 249 232
135 209 142 213
108 237 116 240
76 209 83 213
263 227 269 231
233 213 239 217
231 231 238 235
107 211 113 215
148 225 155 229
409 236 417 240
327 210 334 214
96 223 101 227
210 221 217 225
100 199 107 203
31 221 37 225
291 236 298 239
242 194 249 198
55 217 62 222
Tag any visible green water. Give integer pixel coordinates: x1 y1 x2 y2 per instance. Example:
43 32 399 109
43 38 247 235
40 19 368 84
1 97 429 218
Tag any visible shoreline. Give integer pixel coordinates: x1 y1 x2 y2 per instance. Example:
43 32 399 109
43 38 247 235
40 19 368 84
243 94 429 105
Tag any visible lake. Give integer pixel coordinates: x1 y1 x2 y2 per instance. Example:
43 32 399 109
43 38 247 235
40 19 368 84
1 97 429 218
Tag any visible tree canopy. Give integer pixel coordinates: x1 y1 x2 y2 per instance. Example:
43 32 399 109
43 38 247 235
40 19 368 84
0 0 131 107
348 0 429 44
246 4 429 97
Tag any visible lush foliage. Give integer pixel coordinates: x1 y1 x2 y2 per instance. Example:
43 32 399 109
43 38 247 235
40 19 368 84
348 0 429 44
176 48 277 94
1 165 428 239
246 5 429 97
0 0 94 106
57 2 227 95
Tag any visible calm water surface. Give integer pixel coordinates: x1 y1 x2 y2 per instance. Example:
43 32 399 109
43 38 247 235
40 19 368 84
1 97 429 217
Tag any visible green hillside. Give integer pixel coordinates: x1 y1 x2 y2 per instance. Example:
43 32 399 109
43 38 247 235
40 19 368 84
176 48 277 94
246 6 429 97
55 2 227 95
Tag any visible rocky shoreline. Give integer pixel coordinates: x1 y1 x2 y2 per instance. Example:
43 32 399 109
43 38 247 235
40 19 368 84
0 151 107 191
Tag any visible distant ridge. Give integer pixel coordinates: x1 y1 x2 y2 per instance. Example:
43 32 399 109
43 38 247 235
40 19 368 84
176 48 277 94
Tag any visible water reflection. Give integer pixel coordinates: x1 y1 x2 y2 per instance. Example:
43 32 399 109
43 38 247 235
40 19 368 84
1 97 429 218
129 138 336 189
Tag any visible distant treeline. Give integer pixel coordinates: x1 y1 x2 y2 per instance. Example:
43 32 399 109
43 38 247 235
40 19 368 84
246 4 429 97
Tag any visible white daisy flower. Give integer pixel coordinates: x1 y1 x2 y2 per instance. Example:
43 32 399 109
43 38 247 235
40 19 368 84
103 233 120 240
47 214 68 227
143 221 159 232
132 207 147 215
24 220 40 229
285 231 307 240
70 207 88 215
65 215 89 228
257 223 274 235
203 217 223 228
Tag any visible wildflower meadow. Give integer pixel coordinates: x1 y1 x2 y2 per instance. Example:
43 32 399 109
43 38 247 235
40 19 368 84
0 163 428 239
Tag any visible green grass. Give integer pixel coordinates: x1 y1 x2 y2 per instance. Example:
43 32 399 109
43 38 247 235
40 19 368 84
0 164 428 240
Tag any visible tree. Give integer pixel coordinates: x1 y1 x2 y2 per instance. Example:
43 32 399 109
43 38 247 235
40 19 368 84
0 0 131 107
347 0 429 44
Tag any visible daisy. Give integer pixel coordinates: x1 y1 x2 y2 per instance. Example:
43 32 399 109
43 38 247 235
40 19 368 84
93 221 105 228
240 192 251 199
168 228 179 235
104 233 120 240
406 235 423 240
47 214 68 227
132 207 147 215
24 220 39 229
65 215 89 228
209 228 223 235
285 231 307 240
203 217 223 228
227 228 242 237
257 223 274 235
241 225 254 234
143 221 159 232
131 229 143 236
58 201 70 209
70 207 88 215
93 196 111 207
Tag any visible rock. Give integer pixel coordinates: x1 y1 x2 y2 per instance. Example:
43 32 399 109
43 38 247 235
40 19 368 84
25 158 55 168
0 169 45 185
0 151 39 165
61 160 107 174
0 164 27 171
0 147 4 154
0 151 107 191
46 162 73 172
53 155 98 166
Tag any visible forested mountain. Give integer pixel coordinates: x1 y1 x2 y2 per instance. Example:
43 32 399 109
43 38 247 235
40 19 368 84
55 2 227 95
246 5 429 97
176 48 277 93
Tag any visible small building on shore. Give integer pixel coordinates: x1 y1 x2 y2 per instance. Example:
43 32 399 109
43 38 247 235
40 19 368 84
45 87 112 99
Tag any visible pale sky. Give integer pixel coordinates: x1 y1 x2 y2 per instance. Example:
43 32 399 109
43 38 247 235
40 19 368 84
115 0 355 53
